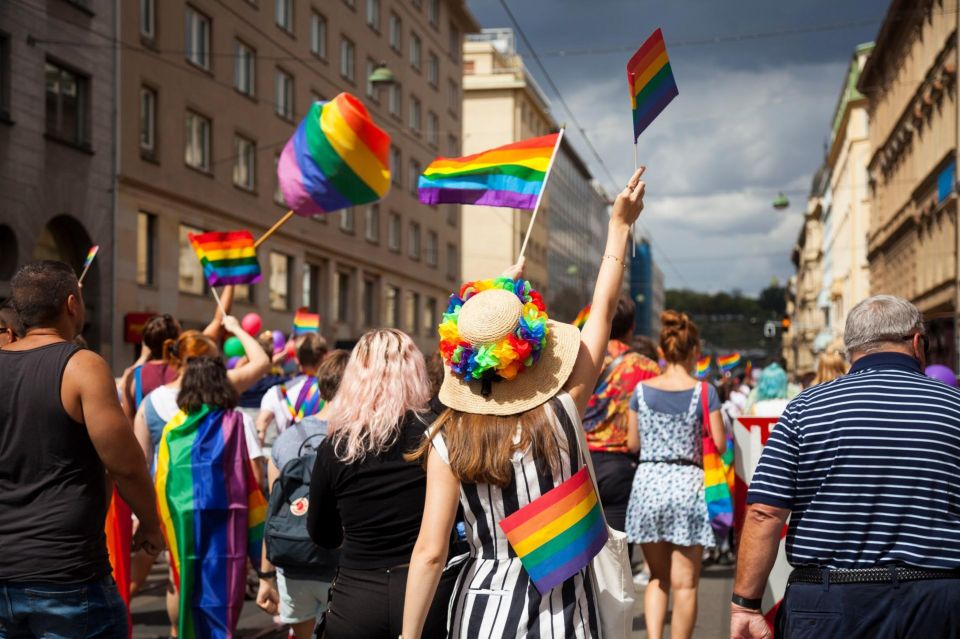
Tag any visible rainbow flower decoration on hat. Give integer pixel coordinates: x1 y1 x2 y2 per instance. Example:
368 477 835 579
439 278 549 384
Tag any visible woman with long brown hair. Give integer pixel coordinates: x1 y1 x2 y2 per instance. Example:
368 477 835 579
401 169 646 638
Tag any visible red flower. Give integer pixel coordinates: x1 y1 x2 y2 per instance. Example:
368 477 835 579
528 290 546 312
508 334 532 361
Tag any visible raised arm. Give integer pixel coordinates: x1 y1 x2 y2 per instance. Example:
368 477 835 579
202 285 235 340
222 315 270 394
565 168 646 413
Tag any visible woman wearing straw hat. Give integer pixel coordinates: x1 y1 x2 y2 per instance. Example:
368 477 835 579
401 168 647 638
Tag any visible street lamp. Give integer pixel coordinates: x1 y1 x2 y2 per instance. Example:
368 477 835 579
368 62 396 87
772 192 790 210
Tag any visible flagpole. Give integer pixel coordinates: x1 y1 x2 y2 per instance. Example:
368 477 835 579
631 141 639 257
518 127 565 261
78 261 94 286
209 285 227 317
255 210 296 249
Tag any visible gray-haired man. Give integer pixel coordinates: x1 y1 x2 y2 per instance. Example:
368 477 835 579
730 295 960 639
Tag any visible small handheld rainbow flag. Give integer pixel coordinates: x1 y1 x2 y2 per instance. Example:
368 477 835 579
572 304 591 330
695 356 712 379
627 28 679 142
418 133 561 209
718 352 741 372
293 307 320 335
278 93 391 216
500 466 608 594
188 231 262 287
83 245 99 270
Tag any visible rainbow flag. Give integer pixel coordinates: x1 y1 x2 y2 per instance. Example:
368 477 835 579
627 28 679 141
188 231 262 287
572 304 591 330
293 308 320 335
104 487 132 636
718 352 741 372
278 93 390 216
418 133 560 209
282 377 324 425
156 406 267 639
695 356 711 379
83 245 100 270
500 466 608 594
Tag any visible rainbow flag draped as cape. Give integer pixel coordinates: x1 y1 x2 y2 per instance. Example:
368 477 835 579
418 133 560 209
278 93 391 216
718 352 741 372
695 356 711 379
188 231 262 287
500 466 608 594
156 406 267 639
293 308 320 335
627 28 679 141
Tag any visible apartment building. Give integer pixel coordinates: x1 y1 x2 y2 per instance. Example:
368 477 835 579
115 0 477 366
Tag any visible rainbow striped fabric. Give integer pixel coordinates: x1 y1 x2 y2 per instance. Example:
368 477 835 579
695 356 711 379
418 133 560 209
278 93 391 216
500 467 608 594
83 245 99 270
572 304 591 330
156 406 267 639
188 231 262 287
282 377 324 424
718 352 741 372
627 28 679 141
293 308 320 335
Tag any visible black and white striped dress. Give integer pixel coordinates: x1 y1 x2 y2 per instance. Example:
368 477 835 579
431 393 601 638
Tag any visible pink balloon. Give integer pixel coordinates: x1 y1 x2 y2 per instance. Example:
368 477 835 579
241 312 262 335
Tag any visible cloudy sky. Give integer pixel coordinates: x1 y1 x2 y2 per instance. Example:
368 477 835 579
466 0 888 294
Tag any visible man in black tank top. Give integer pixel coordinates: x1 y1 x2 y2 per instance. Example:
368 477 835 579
0 261 162 638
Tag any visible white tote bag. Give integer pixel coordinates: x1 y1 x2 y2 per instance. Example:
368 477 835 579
558 393 636 638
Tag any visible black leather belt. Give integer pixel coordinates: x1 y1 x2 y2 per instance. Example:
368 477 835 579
640 458 698 467
789 565 960 585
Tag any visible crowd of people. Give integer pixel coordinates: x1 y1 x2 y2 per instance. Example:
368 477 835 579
1 164 958 639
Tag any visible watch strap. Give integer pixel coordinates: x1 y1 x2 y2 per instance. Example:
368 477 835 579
731 593 763 610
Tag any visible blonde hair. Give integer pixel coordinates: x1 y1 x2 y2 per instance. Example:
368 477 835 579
327 329 431 463
813 351 847 386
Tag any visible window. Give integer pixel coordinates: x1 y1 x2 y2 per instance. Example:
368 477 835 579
409 32 421 71
366 0 379 30
178 224 205 294
424 297 437 335
405 291 420 334
426 230 438 266
388 82 401 118
139 86 156 155
449 22 460 62
426 111 438 146
335 271 351 323
340 207 355 233
310 12 327 58
275 68 294 120
140 0 155 38
269 251 292 311
136 212 156 286
233 135 255 190
361 278 376 327
274 153 285 205
234 41 255 96
275 0 293 33
45 62 89 147
389 146 402 186
388 211 401 251
447 79 458 116
389 13 402 52
184 111 210 171
340 38 355 82
365 204 380 242
409 159 421 195
447 204 457 227
409 96 421 133
408 222 421 260
302 262 321 310
428 0 439 26
385 285 399 327
427 52 439 87
365 58 378 100
446 243 457 279
447 133 458 155
185 6 211 70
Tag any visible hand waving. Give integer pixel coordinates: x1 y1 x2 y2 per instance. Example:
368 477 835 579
611 167 646 227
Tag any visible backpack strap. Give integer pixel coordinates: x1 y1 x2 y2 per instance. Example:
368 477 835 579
296 431 327 458
133 365 144 409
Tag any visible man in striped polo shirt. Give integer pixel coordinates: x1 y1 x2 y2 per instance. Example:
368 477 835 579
730 295 960 639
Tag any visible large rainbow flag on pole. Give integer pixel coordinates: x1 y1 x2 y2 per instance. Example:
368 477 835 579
156 406 267 639
278 93 391 216
627 28 679 141
188 231 262 287
418 133 561 209
500 466 608 594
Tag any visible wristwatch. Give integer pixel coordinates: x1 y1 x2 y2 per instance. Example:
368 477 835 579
731 593 762 611
257 569 277 579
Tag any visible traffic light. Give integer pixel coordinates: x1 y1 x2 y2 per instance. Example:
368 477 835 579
781 316 791 332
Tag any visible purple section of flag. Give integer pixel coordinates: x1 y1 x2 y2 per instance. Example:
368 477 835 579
418 187 539 210
532 516 609 594
219 410 250 635
633 80 679 140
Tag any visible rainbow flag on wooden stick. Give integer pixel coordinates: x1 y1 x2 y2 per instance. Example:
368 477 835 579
156 406 267 639
188 231 262 287
718 352 741 372
695 356 712 379
293 308 320 335
627 28 679 141
500 466 608 594
418 133 561 209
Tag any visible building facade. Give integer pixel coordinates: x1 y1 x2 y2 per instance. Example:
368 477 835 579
461 28 554 290
113 0 477 368
788 169 827 378
859 0 958 366
0 0 117 358
630 237 664 339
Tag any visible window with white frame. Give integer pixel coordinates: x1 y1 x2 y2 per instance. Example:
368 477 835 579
274 153 285 205
426 111 438 146
408 222 420 260
269 251 292 311
185 6 211 70
178 224 206 294
45 61 89 147
424 297 437 335
409 95 421 133
365 204 380 242
389 13 402 52
405 291 420 334
361 278 376 327
140 0 155 38
409 159 421 195
234 41 255 96
340 207 355 232
335 271 351 322
137 211 157 286
388 82 401 118
275 0 293 33
409 32 421 70
448 22 460 62
426 230 438 266
389 145 402 186
388 212 401 251
340 37 355 82
366 0 379 30
233 135 255 190
275 68 294 120
184 110 210 171
139 86 156 155
427 52 439 87
310 12 327 58
385 285 399 327
429 0 440 26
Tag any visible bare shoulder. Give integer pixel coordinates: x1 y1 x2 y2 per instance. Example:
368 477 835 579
63 349 115 389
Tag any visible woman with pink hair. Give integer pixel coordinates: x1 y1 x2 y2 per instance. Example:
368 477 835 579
306 328 458 638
